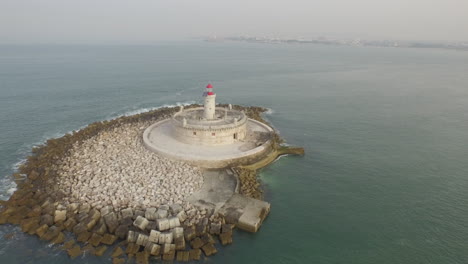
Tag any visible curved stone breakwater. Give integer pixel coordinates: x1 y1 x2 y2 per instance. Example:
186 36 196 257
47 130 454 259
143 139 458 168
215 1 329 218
0 104 295 263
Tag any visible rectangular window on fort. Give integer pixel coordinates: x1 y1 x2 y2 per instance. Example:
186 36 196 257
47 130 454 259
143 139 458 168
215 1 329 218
193 131 196 135
212 132 216 136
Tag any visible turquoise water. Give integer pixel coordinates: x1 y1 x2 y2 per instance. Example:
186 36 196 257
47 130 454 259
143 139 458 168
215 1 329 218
1 42 468 263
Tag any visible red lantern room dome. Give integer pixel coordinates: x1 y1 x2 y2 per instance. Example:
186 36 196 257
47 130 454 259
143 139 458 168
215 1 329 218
206 84 213 88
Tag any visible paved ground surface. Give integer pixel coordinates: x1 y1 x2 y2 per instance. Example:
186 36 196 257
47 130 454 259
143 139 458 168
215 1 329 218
144 119 272 161
187 169 238 211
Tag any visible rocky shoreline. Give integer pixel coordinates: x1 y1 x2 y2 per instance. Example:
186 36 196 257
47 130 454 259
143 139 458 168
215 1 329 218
0 105 303 263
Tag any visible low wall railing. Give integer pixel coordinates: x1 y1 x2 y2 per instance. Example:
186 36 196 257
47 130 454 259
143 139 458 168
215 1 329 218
172 107 248 131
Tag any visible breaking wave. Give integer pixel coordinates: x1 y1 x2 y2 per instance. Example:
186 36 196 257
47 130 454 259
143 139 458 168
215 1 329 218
104 100 197 121
119 100 196 117
0 177 17 201
265 108 275 115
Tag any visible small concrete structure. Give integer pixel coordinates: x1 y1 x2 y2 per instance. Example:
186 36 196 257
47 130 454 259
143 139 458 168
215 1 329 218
213 193 270 233
188 170 271 233
143 84 274 168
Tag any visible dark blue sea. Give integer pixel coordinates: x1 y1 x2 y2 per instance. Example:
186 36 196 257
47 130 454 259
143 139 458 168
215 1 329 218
1 42 468 263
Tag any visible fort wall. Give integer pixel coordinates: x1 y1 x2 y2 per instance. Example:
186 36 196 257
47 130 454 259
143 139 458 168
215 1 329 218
172 107 248 146
142 118 274 168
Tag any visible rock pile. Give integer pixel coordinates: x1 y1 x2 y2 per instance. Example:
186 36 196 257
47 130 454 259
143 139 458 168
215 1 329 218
236 168 263 199
119 205 232 262
0 189 233 262
53 121 203 210
0 105 280 262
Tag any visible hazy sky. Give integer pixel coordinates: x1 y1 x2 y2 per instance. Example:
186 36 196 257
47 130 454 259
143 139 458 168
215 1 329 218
1 0 467 44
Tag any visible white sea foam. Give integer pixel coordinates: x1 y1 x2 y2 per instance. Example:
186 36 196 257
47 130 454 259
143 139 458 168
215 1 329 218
265 108 275 115
260 107 279 133
106 100 197 120
11 159 26 171
0 177 17 201
2 134 54 199
271 151 296 164
19 101 198 156
9 130 75 181
13 129 78 164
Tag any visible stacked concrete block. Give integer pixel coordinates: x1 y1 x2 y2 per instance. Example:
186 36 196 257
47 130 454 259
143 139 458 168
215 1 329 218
175 236 185 250
159 232 173 244
176 251 190 262
145 208 157 221
127 230 137 243
100 206 113 217
201 233 215 245
156 209 168 219
219 232 233 245
136 233 149 246
177 210 187 223
156 218 170 231
121 208 133 219
147 243 160 256
125 243 140 255
133 216 149 230
201 243 217 256
189 249 202 261
170 204 183 214
103 212 119 233
190 237 204 249
148 230 160 243
161 243 175 255
184 225 196 241
209 223 221 235
172 227 184 239
168 217 180 229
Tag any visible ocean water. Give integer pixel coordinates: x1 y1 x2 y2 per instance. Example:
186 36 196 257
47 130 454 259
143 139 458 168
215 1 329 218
1 42 468 264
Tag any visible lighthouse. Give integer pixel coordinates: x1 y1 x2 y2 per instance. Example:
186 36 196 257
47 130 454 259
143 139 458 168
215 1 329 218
203 83 216 120
145 82 272 149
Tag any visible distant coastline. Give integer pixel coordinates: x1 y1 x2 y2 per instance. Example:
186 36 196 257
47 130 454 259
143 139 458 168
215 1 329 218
204 36 468 52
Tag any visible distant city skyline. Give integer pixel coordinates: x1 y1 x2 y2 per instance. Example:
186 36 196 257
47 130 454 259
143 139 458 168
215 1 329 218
212 35 467 52
1 0 467 44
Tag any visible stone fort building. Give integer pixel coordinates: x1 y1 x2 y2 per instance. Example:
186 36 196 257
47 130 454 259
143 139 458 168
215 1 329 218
172 84 248 146
143 84 274 168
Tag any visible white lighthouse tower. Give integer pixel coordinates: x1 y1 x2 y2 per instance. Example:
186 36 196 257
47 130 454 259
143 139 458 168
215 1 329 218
203 83 216 120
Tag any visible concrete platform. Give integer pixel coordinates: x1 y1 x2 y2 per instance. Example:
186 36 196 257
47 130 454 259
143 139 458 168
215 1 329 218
187 169 238 211
188 170 271 233
219 194 271 233
143 118 273 168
